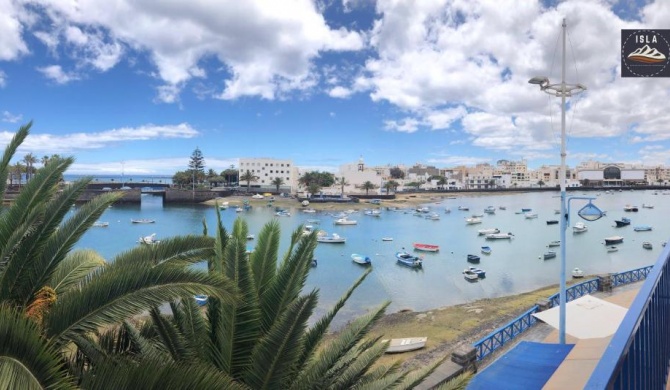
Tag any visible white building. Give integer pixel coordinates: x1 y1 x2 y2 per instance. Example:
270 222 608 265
238 158 298 193
576 161 645 186
335 157 386 195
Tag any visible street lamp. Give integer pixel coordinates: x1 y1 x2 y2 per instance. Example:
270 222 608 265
529 18 592 345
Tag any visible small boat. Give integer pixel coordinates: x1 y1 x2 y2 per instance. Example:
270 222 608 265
131 218 155 224
381 237 394 241
413 243 440 252
458 206 470 211
93 221 109 227
307 219 320 224
481 246 492 254
548 240 561 247
251 193 264 199
246 234 255 240
467 254 480 263
484 206 496 214
351 253 372 265
465 217 482 225
642 204 654 209
334 217 357 225
478 228 500 235
543 251 557 260
463 270 479 281
138 233 159 245
499 206 507 210
194 295 208 306
416 207 430 213
383 337 428 353
302 208 316 213
395 251 423 268
554 209 561 214
486 233 514 240
524 212 538 219
634 225 652 232
311 258 318 267
623 205 639 212
218 201 229 209
604 236 624 245
615 217 631 227
546 220 558 225
425 212 440 220
571 268 584 278
522 208 532 212
235 207 244 212
275 210 291 217
642 242 653 250
316 233 346 244
302 225 315 236
444 208 451 213
364 210 381 217
573 222 588 233
465 266 486 278
607 246 619 252
471 213 484 218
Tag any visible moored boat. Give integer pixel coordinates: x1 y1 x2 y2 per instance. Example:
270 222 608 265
481 246 492 254
383 337 428 353
477 228 500 235
623 205 639 212
131 218 155 224
484 206 496 214
465 266 486 278
571 268 584 278
93 221 109 227
642 204 654 209
546 220 558 225
334 217 357 225
194 295 208 306
604 236 624 245
485 232 514 240
316 233 346 243
467 254 480 263
381 237 394 241
548 240 561 247
522 208 532 212
395 251 423 268
425 212 440 220
364 209 381 217
458 206 469 211
351 253 372 265
465 217 482 225
642 242 653 250
607 246 619 252
138 233 159 245
633 225 652 232
573 222 588 233
413 243 439 252
543 251 557 260
615 217 631 227
463 270 479 281
524 212 538 219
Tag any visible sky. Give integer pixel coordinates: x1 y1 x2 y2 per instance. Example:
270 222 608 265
1 0 669 175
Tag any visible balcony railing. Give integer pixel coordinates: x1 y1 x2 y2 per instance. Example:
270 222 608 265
586 244 670 389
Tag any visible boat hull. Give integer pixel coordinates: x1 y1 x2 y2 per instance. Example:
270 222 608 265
383 337 427 353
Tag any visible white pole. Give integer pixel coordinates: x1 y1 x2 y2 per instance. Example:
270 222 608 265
559 17 568 345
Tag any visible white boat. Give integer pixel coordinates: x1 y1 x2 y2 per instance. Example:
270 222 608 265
458 206 469 211
383 337 428 353
543 251 557 260
604 236 624 245
471 213 484 218
131 218 155 224
465 217 482 225
364 210 381 217
633 225 652 232
484 206 496 214
643 241 653 250
425 212 440 220
316 233 346 243
486 233 514 240
246 234 255 240
275 211 291 217
463 270 479 281
573 222 588 233
351 253 372 265
642 204 654 209
139 233 159 245
607 246 619 252
382 237 394 241
218 201 229 210
302 225 315 236
251 193 264 199
93 221 109 227
524 212 538 219
334 217 357 225
548 240 561 247
572 268 585 278
416 207 430 213
478 228 500 235
302 208 316 213
235 207 243 212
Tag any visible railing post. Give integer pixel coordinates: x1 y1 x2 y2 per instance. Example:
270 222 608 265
536 298 552 312
452 346 477 372
597 273 613 292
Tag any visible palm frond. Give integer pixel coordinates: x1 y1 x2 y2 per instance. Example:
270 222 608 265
0 121 31 200
298 268 371 369
121 320 169 362
44 263 238 347
326 337 388 389
48 249 106 295
231 217 248 241
392 355 448 389
244 291 318 390
111 235 215 269
0 305 75 390
149 307 191 362
211 207 228 274
356 361 403 386
0 218 44 304
355 369 408 390
290 301 390 389
259 232 316 332
250 219 280 301
169 298 207 358
432 371 473 390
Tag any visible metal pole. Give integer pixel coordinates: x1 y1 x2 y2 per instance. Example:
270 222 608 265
559 17 568 345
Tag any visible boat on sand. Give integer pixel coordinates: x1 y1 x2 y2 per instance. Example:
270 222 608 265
383 337 428 353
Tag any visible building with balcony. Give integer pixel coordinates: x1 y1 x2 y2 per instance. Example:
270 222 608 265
238 158 298 193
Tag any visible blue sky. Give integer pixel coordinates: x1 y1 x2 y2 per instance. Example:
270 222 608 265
1 0 669 175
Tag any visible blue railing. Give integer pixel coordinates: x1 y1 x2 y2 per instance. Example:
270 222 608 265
473 305 539 360
610 265 654 287
586 244 670 389
547 278 600 307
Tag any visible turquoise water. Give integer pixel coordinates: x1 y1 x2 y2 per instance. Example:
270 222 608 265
76 190 668 327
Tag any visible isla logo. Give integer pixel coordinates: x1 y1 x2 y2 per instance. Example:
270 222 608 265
621 30 670 77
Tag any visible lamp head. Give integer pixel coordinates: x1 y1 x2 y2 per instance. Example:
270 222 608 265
577 201 604 222
528 76 549 88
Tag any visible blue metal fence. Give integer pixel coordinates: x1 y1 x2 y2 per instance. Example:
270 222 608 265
473 305 539 360
610 265 654 287
586 245 670 389
547 278 600 307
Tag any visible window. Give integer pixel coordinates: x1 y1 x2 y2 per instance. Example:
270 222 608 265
287 164 290 167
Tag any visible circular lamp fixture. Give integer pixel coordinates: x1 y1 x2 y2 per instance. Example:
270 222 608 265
578 201 604 222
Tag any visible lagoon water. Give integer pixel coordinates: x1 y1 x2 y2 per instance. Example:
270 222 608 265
77 190 668 327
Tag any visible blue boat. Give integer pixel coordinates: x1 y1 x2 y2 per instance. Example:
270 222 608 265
351 253 372 265
194 295 208 306
467 254 480 263
395 251 422 268
466 266 486 278
633 225 652 232
615 217 631 227
521 208 532 212
481 246 492 254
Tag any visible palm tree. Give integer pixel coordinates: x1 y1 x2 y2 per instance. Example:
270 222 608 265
385 180 399 194
0 123 237 386
23 152 37 181
41 155 49 167
335 177 349 197
239 170 258 192
360 180 377 195
537 180 545 188
13 162 24 188
271 177 284 193
88 215 444 389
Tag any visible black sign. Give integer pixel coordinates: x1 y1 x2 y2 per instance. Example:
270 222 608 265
621 29 670 77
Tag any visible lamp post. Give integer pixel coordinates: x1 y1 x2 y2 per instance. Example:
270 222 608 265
529 18 592 344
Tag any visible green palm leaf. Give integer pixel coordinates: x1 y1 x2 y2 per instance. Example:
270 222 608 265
112 235 216 269
433 371 473 390
0 122 30 201
393 355 447 389
356 361 402 386
169 298 208 359
249 219 280 297
327 337 387 389
0 305 75 390
48 249 106 296
210 206 229 274
244 291 318 390
149 307 190 362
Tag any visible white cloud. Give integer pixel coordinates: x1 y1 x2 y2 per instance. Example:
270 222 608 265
25 0 364 101
328 86 353 98
329 112 336 117
384 118 421 133
67 157 239 175
37 65 79 84
426 156 492 166
0 123 200 154
0 1 29 61
0 70 6 87
2 111 22 123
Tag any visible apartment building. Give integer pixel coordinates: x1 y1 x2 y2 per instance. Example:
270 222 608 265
238 158 298 192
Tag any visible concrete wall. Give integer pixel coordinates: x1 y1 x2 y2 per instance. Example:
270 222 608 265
163 188 231 203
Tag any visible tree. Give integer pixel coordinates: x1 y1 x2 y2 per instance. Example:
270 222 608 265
88 216 444 389
188 147 206 185
360 180 377 195
299 171 335 188
41 155 49 167
307 182 321 197
406 181 423 190
172 171 192 188
437 177 447 190
385 180 399 194
390 166 405 179
240 170 259 192
0 122 236 387
13 162 24 188
222 167 239 186
271 177 285 192
537 180 545 188
23 152 37 181
335 176 349 197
